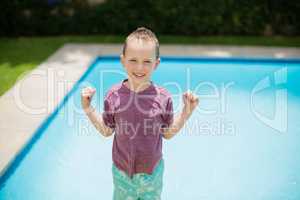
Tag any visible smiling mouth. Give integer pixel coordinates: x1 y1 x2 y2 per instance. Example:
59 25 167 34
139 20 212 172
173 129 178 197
133 73 146 78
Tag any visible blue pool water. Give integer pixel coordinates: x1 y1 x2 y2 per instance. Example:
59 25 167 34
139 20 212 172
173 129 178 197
1 57 300 200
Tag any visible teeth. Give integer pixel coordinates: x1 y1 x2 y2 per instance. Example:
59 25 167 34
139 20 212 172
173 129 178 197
134 73 145 77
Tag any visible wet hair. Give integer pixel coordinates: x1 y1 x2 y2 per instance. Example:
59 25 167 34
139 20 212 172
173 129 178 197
122 27 159 59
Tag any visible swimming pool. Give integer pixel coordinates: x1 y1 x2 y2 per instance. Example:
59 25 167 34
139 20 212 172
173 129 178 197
0 56 300 199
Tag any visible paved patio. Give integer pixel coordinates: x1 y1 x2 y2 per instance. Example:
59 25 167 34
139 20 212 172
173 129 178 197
0 44 299 176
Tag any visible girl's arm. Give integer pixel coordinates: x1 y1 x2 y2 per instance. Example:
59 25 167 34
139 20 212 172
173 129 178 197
81 87 114 137
84 106 114 137
162 91 199 139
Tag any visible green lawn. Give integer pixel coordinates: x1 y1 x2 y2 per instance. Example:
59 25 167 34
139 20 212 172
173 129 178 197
0 35 299 96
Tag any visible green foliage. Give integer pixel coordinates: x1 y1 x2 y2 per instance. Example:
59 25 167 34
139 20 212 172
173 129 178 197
0 35 299 95
0 0 299 36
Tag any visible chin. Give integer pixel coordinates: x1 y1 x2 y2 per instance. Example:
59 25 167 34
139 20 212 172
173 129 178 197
130 75 149 82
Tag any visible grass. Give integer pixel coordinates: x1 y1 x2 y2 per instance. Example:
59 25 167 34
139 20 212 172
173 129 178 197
0 35 299 96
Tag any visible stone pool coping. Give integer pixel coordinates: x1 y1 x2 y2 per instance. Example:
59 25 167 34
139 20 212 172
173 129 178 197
0 44 299 178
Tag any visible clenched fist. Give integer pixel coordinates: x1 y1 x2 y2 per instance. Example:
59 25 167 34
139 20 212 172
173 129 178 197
81 86 96 111
183 91 199 115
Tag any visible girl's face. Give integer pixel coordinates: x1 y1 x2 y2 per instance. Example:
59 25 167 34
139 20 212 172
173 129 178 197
121 38 160 88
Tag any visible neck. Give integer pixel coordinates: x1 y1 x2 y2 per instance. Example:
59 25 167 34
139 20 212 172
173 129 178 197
126 78 151 92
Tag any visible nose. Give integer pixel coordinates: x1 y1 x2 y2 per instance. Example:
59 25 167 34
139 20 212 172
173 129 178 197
136 62 144 70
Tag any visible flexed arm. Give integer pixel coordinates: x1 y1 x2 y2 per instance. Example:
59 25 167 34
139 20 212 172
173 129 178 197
81 87 114 137
162 91 199 139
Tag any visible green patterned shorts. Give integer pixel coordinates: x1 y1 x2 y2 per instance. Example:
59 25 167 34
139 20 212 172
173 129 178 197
112 159 164 200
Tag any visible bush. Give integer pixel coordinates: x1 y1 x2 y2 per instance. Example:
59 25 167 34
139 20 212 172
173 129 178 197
1 0 299 36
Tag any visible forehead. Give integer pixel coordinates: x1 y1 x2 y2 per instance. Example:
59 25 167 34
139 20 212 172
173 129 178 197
125 38 156 58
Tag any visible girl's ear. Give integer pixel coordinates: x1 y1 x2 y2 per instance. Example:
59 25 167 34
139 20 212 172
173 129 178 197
120 54 125 66
154 58 160 70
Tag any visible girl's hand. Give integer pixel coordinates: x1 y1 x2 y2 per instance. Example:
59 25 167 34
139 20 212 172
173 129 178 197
182 91 199 115
81 87 96 111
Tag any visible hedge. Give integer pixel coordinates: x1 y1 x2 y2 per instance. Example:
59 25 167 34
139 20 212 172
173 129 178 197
1 0 299 36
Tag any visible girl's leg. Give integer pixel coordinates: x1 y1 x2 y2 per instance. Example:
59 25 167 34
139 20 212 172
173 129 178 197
135 159 164 200
112 164 138 200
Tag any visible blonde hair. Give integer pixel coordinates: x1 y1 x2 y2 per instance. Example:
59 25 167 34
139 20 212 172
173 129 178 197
122 27 160 59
